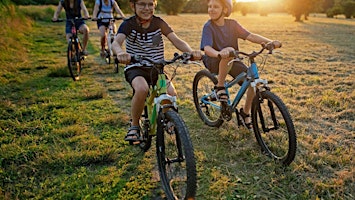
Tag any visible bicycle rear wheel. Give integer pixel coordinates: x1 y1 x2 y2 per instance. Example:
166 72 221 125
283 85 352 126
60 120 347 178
193 69 223 127
156 110 197 200
251 90 297 165
105 49 111 64
67 40 81 81
114 58 119 73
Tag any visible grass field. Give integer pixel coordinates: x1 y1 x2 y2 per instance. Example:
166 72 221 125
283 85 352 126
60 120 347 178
0 6 354 199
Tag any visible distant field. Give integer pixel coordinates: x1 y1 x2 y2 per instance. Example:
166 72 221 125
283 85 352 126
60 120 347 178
1 10 354 199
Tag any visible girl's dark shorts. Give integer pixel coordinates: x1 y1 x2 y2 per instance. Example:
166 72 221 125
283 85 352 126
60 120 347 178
202 55 247 82
65 19 85 34
97 21 110 29
124 67 163 87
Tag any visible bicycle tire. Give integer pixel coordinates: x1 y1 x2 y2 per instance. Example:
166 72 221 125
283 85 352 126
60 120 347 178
114 58 119 73
105 49 111 64
139 106 152 152
156 110 197 200
251 90 297 166
67 40 81 81
193 69 223 127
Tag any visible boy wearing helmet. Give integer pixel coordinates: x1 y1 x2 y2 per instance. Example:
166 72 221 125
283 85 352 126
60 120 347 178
112 0 202 143
201 0 282 129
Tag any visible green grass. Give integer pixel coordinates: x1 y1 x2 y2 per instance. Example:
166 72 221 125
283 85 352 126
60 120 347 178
1 6 354 200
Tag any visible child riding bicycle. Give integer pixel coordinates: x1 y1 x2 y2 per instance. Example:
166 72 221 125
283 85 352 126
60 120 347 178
92 0 126 57
112 0 202 144
52 0 90 56
201 0 282 129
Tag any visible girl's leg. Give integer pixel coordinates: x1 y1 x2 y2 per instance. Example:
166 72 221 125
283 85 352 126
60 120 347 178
130 76 149 127
99 25 107 55
78 24 89 54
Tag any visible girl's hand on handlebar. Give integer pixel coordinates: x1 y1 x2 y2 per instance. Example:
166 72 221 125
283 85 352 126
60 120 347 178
116 52 131 64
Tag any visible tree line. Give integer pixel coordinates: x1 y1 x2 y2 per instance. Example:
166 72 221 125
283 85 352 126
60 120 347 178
6 0 355 20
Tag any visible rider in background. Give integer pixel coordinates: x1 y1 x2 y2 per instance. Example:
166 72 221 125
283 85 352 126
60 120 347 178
92 0 126 57
53 0 90 56
201 0 281 129
112 0 202 144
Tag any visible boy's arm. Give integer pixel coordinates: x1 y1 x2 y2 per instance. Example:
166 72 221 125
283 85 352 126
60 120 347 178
113 1 126 18
81 1 90 18
246 33 281 48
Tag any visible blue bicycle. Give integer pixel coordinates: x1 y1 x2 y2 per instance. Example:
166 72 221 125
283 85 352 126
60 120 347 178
192 44 296 165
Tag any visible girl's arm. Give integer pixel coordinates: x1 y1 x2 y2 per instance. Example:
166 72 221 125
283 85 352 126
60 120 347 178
81 0 90 18
92 2 99 20
167 32 202 59
113 1 125 18
112 33 131 64
52 2 63 21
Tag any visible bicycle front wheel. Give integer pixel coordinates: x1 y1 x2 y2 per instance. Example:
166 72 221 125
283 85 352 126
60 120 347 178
251 90 297 166
139 106 152 152
67 40 81 81
193 69 223 127
156 110 197 200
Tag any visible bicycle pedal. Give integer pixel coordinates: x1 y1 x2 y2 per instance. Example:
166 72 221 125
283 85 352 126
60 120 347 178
221 102 232 121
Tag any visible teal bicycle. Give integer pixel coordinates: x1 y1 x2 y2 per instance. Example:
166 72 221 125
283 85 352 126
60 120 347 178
124 53 197 199
193 44 297 165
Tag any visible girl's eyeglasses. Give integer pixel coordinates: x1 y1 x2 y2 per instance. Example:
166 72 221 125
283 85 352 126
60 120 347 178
135 2 155 9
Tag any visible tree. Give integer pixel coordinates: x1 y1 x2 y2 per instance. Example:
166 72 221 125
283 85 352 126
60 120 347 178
160 0 187 15
183 0 206 14
285 0 323 21
340 0 355 18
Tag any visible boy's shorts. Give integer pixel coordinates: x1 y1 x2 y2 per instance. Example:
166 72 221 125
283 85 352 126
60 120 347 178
202 55 247 78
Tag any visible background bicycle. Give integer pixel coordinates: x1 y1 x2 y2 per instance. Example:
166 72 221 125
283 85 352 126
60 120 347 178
122 53 197 200
52 17 90 81
193 44 297 166
93 16 124 73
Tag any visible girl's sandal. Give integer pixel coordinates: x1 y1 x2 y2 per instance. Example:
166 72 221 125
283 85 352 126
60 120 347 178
214 86 228 102
124 125 141 145
240 108 252 130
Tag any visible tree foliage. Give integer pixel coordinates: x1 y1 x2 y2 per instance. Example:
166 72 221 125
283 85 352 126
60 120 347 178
183 0 206 13
285 0 323 21
160 0 187 15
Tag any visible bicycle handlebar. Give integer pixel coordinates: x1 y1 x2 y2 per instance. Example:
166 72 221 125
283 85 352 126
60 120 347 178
52 17 91 23
129 52 194 67
92 17 124 21
218 41 278 60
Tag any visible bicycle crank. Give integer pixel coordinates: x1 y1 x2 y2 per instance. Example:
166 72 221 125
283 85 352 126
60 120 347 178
221 102 232 121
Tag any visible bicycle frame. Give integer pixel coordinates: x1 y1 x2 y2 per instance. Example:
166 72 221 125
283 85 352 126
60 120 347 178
145 70 178 136
107 19 115 56
200 60 268 113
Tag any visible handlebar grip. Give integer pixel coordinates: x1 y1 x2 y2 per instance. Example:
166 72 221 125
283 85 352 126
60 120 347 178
217 51 235 59
52 19 63 22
